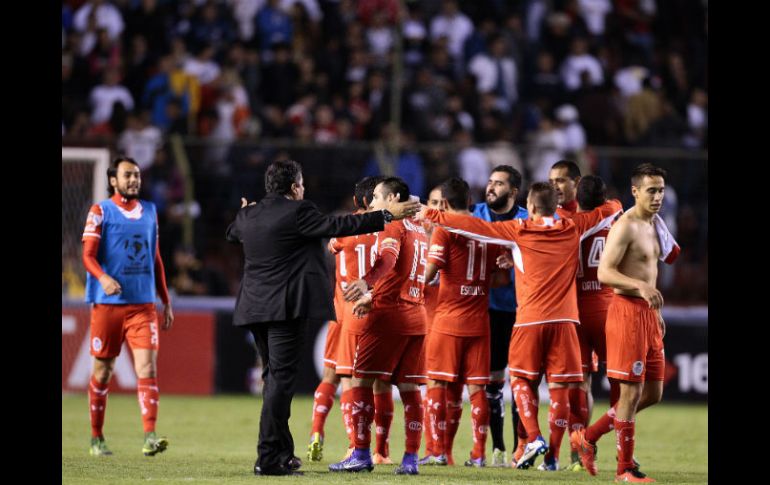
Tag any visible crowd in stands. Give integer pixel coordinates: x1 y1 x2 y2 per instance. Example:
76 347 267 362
62 0 708 301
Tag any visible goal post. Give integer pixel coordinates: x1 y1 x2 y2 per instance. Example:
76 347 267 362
62 147 110 299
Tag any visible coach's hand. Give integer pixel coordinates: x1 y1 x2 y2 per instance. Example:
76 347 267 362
344 279 368 302
162 304 174 331
99 274 122 295
387 198 421 220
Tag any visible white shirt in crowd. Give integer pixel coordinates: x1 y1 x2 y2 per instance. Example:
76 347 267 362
458 147 490 193
184 58 222 85
578 0 612 36
468 54 518 105
73 1 125 41
561 54 604 91
430 12 474 59
90 84 134 124
118 126 163 171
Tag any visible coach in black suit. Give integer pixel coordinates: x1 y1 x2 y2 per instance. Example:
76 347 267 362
226 160 419 476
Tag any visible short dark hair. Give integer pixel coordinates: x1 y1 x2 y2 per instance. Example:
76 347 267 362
440 177 471 210
107 156 139 195
265 159 302 195
528 182 558 215
576 175 607 210
551 160 581 180
631 163 667 187
491 165 522 189
354 175 386 209
377 177 410 204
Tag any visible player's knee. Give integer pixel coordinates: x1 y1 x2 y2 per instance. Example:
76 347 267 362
93 358 115 383
134 361 156 379
620 384 643 405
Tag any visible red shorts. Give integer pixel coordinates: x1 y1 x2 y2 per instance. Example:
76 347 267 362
90 303 159 359
577 306 608 371
426 331 490 384
508 322 582 383
335 325 360 376
353 332 426 384
605 295 665 383
323 320 342 369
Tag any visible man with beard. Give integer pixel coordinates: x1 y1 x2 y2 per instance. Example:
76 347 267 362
471 165 528 467
81 157 174 457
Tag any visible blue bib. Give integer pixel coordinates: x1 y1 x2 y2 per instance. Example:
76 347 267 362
85 200 158 304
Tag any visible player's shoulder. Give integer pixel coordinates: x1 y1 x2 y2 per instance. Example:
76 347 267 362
610 211 639 236
89 202 104 215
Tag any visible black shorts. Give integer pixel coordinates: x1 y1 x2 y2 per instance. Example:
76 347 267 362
489 308 515 372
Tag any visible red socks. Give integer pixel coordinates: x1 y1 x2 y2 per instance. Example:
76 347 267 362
350 387 375 449
512 379 541 440
614 418 636 474
137 377 159 433
374 391 394 456
400 390 423 454
311 382 336 436
89 376 109 438
444 382 464 458
586 406 616 443
426 386 447 455
546 387 569 461
469 389 489 460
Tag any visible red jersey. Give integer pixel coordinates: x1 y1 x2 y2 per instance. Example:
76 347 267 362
369 217 429 333
329 230 379 332
426 201 622 327
559 199 624 309
427 226 503 336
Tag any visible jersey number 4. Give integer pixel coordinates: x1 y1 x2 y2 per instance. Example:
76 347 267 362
578 236 605 278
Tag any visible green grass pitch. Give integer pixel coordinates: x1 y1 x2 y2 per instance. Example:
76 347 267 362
63 393 707 484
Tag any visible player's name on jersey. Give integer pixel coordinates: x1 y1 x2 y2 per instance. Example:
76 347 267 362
460 285 486 296
582 281 603 291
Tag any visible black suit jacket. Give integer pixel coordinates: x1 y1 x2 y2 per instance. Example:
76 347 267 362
226 194 386 326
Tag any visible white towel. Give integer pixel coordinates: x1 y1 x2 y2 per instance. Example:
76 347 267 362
654 214 680 264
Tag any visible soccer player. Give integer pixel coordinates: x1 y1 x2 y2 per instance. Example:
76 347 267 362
554 172 618 471
420 182 622 471
419 186 467 467
572 164 679 483
420 185 444 462
549 159 582 217
423 177 509 468
329 177 429 475
471 165 528 467
82 156 174 457
307 176 385 462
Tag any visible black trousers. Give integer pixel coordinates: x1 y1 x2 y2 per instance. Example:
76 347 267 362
246 318 307 470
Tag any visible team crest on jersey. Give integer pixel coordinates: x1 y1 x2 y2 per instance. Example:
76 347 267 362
429 244 444 252
121 235 152 275
632 361 644 376
92 337 103 352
